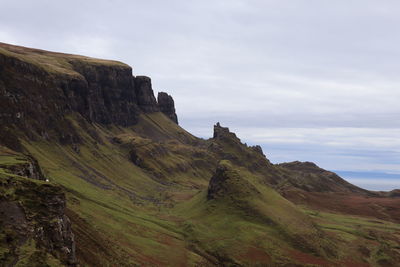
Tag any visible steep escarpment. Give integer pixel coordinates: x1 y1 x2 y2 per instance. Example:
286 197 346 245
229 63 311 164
134 76 159 113
2 42 400 266
0 154 45 181
0 42 177 149
157 92 178 124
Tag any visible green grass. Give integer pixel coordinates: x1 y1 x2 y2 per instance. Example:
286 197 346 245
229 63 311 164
302 207 400 265
171 163 338 265
2 111 400 266
0 146 29 167
16 114 208 265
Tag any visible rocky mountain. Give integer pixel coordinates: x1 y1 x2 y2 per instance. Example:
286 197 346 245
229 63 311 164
1 42 400 266
0 42 178 149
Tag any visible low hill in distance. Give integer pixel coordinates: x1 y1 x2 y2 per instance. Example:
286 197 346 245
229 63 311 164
1 42 400 266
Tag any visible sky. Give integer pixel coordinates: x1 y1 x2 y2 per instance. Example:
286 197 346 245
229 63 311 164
1 0 400 190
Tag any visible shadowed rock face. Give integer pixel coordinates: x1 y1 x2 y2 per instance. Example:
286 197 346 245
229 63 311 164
0 51 138 126
68 61 139 126
213 122 237 139
0 43 177 148
0 152 76 266
157 92 178 124
0 180 77 266
0 155 46 181
0 52 139 146
134 76 159 113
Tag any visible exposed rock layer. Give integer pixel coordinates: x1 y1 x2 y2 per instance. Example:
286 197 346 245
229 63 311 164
157 92 178 124
0 42 177 147
0 153 76 266
0 155 46 181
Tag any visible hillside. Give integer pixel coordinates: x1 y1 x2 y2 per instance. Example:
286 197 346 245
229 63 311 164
1 43 400 266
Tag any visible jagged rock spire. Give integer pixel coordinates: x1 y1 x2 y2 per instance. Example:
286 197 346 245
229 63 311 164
157 92 178 124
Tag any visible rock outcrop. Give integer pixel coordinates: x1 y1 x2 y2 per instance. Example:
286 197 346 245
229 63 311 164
0 155 46 181
0 151 76 266
250 145 265 157
213 122 238 140
157 92 178 124
134 76 159 113
207 161 260 200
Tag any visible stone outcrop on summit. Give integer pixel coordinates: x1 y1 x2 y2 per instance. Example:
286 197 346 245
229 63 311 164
157 92 178 124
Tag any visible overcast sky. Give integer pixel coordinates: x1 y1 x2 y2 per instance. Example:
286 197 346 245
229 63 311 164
1 0 400 189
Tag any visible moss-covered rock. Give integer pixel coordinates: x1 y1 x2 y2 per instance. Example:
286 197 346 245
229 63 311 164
0 149 76 266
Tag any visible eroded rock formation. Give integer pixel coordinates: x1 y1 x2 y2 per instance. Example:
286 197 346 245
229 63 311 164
0 43 177 147
134 76 159 113
0 153 76 266
157 92 178 124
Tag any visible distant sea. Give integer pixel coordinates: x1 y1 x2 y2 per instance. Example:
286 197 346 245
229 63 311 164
334 171 400 191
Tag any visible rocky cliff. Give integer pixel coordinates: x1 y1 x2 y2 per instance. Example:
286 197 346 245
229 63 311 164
0 42 178 148
0 149 76 266
157 92 178 124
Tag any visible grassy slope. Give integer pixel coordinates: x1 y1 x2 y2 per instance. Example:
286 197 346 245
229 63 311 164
14 111 399 266
0 42 128 78
1 43 399 266
21 113 212 266
174 161 335 266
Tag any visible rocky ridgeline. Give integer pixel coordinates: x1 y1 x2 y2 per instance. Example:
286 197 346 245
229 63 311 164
213 122 235 139
213 122 266 157
0 43 178 149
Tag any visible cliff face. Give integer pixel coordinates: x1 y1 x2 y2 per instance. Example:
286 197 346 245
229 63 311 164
134 76 159 113
0 42 178 148
0 150 76 266
157 92 178 124
0 155 46 181
66 60 139 126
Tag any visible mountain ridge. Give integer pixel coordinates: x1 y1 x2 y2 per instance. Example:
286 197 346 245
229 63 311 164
1 42 400 266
